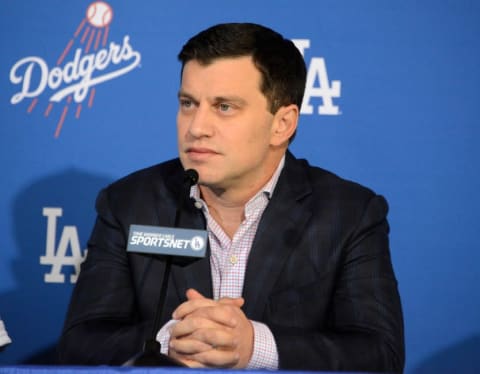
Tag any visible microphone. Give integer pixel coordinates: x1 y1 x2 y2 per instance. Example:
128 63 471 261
184 168 199 185
175 169 199 227
124 169 202 367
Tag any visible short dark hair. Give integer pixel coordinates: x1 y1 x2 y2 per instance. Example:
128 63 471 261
178 23 307 114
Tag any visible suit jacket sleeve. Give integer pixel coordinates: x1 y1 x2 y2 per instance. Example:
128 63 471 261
270 194 404 372
58 187 151 365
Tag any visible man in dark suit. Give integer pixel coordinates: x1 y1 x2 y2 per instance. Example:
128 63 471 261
58 23 404 371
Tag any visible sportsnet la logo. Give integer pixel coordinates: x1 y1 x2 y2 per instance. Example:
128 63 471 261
9 2 141 138
292 39 341 115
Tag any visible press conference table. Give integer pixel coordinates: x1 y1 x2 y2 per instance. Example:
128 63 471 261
0 366 365 374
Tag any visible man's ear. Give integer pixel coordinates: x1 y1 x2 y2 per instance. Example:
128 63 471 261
271 104 299 146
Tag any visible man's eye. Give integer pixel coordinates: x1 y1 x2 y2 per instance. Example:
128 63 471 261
218 103 231 112
180 99 193 108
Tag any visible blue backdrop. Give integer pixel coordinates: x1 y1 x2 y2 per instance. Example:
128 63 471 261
1 1 479 372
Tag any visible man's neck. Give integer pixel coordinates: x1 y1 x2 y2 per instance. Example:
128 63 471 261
200 189 246 238
197 152 285 238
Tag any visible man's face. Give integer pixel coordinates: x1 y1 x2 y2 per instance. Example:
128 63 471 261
177 56 279 193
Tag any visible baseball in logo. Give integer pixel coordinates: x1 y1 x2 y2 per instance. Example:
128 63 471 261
86 2 113 28
9 1 141 138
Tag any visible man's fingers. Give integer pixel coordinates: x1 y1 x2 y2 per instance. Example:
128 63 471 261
169 337 212 354
189 348 240 368
173 289 217 319
171 319 237 349
168 291 253 369
170 349 239 369
170 333 236 354
185 288 206 301
219 296 244 308
176 305 240 329
170 316 220 339
186 289 244 308
168 352 206 368
173 298 215 320
173 291 243 325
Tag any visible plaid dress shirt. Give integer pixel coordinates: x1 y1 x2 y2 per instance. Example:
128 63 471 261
158 157 284 369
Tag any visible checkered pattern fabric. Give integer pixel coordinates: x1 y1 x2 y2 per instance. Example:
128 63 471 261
157 157 284 369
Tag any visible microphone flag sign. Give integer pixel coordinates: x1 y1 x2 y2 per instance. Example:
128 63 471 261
127 224 207 258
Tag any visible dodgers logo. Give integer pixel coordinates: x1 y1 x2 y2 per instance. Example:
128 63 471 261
292 39 341 115
9 1 141 138
190 236 205 251
40 207 87 284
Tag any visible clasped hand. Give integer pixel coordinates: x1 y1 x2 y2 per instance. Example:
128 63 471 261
168 288 254 368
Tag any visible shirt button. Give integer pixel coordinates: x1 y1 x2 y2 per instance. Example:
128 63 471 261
230 255 238 265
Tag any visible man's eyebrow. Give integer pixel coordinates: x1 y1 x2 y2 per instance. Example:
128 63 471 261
178 91 247 106
177 90 194 99
212 96 247 106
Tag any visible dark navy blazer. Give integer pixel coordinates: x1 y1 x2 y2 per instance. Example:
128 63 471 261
58 151 404 372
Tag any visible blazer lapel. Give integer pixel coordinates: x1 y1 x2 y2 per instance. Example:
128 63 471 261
160 164 213 300
242 153 312 320
170 202 213 300
171 254 212 300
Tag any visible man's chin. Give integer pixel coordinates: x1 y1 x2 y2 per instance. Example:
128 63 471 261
196 176 227 192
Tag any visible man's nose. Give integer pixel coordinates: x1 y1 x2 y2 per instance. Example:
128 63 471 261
188 103 214 138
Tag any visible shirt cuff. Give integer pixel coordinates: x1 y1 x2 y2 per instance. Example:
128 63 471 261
156 319 177 355
247 320 279 369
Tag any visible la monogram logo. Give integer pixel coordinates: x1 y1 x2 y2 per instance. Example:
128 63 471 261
40 207 86 283
292 39 341 115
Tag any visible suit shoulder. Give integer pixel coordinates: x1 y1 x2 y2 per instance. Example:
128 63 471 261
92 158 183 213
298 158 378 200
292 157 389 218
105 158 182 194
289 157 390 234
92 158 183 224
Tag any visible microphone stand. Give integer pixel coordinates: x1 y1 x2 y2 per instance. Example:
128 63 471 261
124 169 199 367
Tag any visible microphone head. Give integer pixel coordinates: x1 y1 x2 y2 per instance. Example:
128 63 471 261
184 169 199 186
